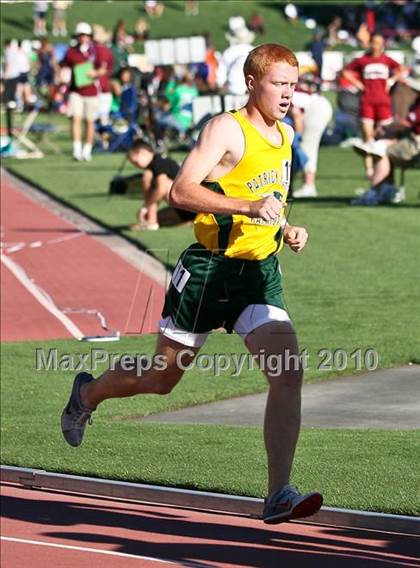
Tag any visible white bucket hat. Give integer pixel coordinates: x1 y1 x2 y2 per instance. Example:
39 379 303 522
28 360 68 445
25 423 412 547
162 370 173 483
226 25 255 46
74 22 92 36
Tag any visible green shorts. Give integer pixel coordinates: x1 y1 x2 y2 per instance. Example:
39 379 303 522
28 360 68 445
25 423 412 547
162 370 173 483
159 243 290 347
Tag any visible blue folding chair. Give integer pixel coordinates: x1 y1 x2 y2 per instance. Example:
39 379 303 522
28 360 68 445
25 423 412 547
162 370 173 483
108 85 143 152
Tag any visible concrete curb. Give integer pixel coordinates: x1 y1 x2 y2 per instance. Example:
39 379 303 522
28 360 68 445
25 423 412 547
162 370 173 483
2 466 419 535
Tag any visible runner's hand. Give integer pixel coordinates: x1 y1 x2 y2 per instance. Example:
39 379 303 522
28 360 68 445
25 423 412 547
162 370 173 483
248 196 285 222
284 225 308 253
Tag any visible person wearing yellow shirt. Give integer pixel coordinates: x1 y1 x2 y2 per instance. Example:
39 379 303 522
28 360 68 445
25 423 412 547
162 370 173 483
61 43 323 525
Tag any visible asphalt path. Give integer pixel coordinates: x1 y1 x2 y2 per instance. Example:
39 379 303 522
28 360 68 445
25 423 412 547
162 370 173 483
142 366 420 429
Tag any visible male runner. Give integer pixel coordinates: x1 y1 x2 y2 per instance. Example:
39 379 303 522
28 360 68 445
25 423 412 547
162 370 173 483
61 43 323 524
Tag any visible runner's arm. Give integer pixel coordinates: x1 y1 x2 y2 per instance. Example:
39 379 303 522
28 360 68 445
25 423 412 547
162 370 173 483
169 114 283 221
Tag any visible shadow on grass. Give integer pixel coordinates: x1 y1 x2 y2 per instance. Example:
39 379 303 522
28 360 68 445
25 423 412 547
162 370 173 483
71 193 140 200
316 174 367 180
1 16 32 33
41 164 122 172
70 192 115 199
289 196 352 207
289 196 420 208
164 0 185 11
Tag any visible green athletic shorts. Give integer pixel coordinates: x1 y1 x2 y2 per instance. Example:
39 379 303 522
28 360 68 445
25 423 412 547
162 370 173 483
160 243 288 340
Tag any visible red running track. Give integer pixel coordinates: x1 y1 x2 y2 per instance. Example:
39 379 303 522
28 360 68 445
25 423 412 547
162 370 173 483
1 483 419 568
1 176 165 341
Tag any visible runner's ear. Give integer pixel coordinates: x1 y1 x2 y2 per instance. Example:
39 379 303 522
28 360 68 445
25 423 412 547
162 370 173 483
246 74 255 92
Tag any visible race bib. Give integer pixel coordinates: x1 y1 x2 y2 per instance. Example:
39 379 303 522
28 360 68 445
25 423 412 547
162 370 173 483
171 260 191 293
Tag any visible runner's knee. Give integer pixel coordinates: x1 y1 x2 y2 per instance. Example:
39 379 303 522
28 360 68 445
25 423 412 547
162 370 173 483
267 365 303 390
149 358 186 395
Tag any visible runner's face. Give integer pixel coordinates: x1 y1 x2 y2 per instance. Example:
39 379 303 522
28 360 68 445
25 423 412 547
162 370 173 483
248 62 298 121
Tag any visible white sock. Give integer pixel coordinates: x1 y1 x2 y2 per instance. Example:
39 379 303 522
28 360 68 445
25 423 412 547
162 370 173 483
73 141 82 156
303 184 316 191
82 143 92 159
82 144 92 161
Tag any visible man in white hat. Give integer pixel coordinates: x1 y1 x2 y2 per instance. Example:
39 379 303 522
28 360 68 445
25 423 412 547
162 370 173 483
61 22 106 161
219 19 255 95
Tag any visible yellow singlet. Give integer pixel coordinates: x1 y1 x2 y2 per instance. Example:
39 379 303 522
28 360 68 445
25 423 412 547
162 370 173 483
194 110 292 261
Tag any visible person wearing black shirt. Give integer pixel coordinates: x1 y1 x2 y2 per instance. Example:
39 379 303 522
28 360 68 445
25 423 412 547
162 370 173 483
127 140 195 230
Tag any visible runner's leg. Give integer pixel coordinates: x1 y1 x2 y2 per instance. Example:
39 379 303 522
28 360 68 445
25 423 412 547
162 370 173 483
244 321 302 495
81 333 200 408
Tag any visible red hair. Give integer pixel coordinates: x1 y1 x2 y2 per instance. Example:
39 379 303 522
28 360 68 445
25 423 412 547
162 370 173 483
243 44 298 80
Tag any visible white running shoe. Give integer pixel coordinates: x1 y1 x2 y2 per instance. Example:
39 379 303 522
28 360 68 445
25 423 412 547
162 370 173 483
391 187 406 204
351 138 370 156
354 187 367 196
352 139 387 159
367 139 387 158
72 150 83 161
82 147 92 161
263 485 323 524
293 185 318 198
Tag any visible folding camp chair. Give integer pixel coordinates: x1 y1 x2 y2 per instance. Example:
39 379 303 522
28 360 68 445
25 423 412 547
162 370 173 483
108 86 144 152
11 102 44 159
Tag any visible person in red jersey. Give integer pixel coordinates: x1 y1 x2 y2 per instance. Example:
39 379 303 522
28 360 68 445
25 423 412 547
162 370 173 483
343 34 403 178
62 22 107 161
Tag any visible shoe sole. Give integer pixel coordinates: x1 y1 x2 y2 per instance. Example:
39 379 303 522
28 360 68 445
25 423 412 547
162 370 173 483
263 492 323 525
352 145 368 157
292 194 317 199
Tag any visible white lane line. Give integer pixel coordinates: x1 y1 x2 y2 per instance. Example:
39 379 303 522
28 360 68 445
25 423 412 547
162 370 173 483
1 253 84 340
1 536 177 565
2 232 84 254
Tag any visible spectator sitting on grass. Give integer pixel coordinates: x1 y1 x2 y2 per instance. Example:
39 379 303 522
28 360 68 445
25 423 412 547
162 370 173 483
35 38 56 105
392 36 420 123
352 97 420 205
155 70 199 138
127 140 195 230
156 65 177 104
111 66 135 113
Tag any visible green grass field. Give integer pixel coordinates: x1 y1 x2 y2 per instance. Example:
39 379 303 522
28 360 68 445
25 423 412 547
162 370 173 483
2 97 420 514
1 0 315 52
5 111 420 377
1 343 419 515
